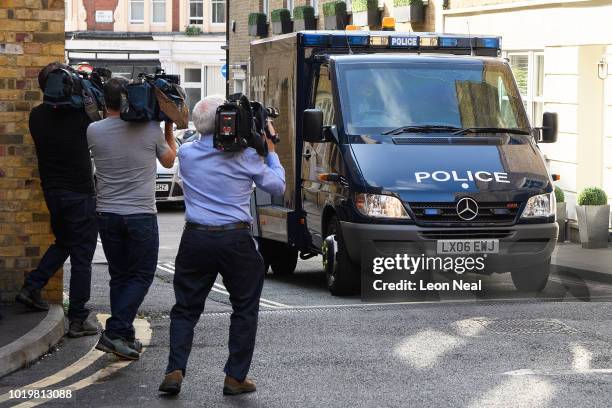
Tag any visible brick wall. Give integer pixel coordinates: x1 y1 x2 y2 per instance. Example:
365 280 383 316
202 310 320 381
0 0 65 303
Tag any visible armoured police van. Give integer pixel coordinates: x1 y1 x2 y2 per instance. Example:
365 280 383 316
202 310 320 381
249 31 559 295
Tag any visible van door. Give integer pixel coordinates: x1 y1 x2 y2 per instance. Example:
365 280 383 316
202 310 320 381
301 65 336 248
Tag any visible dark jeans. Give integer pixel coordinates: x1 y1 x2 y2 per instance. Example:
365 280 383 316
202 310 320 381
25 189 97 321
166 227 265 381
96 212 159 341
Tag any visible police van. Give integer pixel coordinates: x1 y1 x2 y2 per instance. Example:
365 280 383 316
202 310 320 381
249 30 559 295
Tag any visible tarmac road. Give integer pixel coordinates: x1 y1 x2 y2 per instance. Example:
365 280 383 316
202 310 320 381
1 206 611 408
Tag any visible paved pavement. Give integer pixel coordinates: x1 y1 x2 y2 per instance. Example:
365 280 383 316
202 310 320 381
1 206 611 407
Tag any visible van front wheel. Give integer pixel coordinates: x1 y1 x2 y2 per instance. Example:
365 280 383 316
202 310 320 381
323 217 360 296
510 259 551 292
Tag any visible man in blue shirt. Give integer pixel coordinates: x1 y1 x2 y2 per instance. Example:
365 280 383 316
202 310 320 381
159 96 285 396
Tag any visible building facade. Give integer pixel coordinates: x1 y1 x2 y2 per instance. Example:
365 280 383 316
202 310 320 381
65 0 227 114
0 0 66 303
440 0 612 223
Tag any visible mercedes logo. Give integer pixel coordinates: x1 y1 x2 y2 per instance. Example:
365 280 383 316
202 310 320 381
456 197 479 221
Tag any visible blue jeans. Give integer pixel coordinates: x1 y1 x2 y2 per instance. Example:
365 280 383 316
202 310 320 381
96 212 159 341
166 227 265 381
25 189 97 321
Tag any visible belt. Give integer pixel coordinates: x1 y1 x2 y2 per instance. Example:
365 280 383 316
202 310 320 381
185 221 251 232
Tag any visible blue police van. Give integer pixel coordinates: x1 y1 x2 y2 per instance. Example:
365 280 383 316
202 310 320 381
250 31 559 295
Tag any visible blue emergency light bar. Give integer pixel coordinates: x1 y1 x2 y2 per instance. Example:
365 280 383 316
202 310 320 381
299 31 501 52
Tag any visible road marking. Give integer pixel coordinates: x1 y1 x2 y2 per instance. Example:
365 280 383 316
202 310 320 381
468 377 555 408
394 329 465 369
156 263 290 309
3 315 151 408
504 343 612 377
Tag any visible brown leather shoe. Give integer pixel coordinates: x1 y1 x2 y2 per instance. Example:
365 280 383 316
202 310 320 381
223 375 256 395
159 370 183 395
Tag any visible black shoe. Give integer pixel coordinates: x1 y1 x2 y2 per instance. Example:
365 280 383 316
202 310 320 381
128 338 143 353
15 287 50 311
95 332 139 360
159 370 183 395
68 317 99 338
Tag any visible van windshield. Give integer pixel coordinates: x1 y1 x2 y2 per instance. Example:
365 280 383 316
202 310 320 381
335 60 530 138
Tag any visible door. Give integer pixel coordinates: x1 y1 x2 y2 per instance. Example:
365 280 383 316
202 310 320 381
301 65 336 247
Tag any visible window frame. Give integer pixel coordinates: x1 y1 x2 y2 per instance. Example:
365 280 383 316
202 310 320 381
183 66 206 121
505 50 545 127
188 0 204 25
211 0 225 24
151 0 166 24
129 0 145 24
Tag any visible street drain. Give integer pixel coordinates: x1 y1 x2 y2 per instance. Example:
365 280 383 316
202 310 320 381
474 318 577 335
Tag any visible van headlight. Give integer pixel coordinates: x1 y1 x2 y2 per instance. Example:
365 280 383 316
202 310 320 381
521 192 556 219
355 194 410 219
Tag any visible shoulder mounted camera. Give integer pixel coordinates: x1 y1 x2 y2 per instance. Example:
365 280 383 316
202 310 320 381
214 93 279 156
43 66 108 122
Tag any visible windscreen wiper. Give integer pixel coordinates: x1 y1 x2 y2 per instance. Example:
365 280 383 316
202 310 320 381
382 125 463 135
453 127 531 135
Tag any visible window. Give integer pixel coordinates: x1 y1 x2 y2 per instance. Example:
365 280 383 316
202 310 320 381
335 61 529 136
234 79 245 94
129 0 144 23
211 0 225 23
184 68 203 119
507 51 545 126
151 0 166 24
189 0 204 25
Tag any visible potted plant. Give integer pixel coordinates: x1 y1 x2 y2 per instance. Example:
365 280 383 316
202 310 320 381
248 12 267 37
271 8 292 34
184 25 202 36
555 186 567 242
352 0 379 27
323 1 347 30
576 187 610 249
394 0 425 24
293 5 316 31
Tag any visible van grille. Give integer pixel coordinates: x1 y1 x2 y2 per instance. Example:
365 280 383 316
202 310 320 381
408 202 520 225
419 230 514 239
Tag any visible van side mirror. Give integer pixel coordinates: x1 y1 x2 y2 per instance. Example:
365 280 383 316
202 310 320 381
303 109 325 143
540 112 558 143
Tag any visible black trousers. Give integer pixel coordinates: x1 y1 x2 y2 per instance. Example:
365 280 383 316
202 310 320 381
166 227 265 381
25 189 97 321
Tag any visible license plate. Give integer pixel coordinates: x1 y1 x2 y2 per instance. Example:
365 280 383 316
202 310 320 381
155 183 170 192
437 239 499 255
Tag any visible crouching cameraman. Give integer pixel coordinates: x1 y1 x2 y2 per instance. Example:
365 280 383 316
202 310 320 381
159 96 285 396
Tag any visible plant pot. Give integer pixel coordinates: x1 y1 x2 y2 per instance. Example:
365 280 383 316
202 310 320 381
556 202 567 242
324 14 347 30
351 9 379 27
394 4 424 23
249 22 267 37
272 20 292 34
576 204 610 249
293 17 316 31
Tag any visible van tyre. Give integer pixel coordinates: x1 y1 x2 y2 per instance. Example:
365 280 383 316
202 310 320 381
510 259 551 292
323 217 360 296
258 239 298 276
